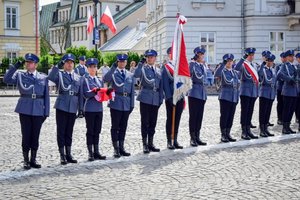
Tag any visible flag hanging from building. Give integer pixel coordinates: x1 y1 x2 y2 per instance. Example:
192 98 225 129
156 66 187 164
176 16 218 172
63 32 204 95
87 8 94 34
171 15 192 105
100 6 117 34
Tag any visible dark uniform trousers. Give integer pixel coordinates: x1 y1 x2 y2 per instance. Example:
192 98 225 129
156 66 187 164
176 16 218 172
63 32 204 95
219 100 237 129
276 90 284 122
19 114 44 152
188 97 206 134
282 96 297 123
240 95 256 126
110 108 130 142
165 98 184 140
84 112 103 145
259 97 274 125
140 102 160 140
56 109 77 148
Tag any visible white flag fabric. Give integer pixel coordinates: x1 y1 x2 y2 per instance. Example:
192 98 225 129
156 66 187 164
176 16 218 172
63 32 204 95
171 15 192 105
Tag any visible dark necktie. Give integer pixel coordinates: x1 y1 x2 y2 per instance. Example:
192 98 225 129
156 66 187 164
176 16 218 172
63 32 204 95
121 70 125 80
68 73 72 81
151 67 155 73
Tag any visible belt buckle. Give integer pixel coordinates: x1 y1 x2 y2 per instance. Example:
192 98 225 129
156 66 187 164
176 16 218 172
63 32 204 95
32 94 36 99
69 91 74 96
123 92 128 97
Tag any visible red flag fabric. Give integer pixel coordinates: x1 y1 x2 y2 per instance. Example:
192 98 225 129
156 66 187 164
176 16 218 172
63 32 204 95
86 8 94 34
171 15 192 105
100 6 117 34
93 88 114 102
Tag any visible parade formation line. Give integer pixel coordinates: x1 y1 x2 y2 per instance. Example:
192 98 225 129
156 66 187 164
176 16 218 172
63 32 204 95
0 133 299 182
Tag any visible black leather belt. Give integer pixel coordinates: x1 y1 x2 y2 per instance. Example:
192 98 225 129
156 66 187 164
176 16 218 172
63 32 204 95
115 92 131 97
21 94 44 99
59 91 78 96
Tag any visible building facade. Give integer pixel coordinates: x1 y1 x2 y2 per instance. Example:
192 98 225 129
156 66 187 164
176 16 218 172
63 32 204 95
145 0 300 64
0 0 39 62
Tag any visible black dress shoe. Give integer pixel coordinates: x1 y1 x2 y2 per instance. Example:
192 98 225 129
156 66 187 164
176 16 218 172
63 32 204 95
247 126 258 139
226 128 236 142
267 122 274 127
30 161 41 168
196 139 207 146
221 129 229 143
264 124 274 137
167 140 175 150
174 141 183 149
148 145 160 152
143 144 150 154
94 153 106 160
23 161 31 170
241 134 251 140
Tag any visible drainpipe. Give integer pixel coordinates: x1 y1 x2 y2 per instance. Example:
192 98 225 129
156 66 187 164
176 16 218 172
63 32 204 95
241 0 245 55
35 0 39 55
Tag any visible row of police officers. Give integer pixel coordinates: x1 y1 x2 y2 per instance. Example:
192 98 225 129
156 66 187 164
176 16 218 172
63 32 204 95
4 47 300 170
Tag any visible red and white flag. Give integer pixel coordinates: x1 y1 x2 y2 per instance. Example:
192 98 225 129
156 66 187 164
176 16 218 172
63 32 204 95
100 6 117 34
171 15 192 105
86 8 94 34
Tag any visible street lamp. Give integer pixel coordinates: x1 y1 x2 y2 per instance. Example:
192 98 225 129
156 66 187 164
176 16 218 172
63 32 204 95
93 0 102 57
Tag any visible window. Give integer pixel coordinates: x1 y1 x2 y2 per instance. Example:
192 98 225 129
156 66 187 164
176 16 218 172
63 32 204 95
6 6 18 29
84 26 87 40
269 32 285 60
80 26 83 41
72 27 75 41
116 5 120 12
7 52 17 63
81 7 83 18
77 27 80 41
200 32 216 64
51 30 55 43
85 7 87 17
66 10 69 20
58 11 61 22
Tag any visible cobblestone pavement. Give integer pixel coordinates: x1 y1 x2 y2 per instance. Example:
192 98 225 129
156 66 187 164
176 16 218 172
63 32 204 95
0 96 300 199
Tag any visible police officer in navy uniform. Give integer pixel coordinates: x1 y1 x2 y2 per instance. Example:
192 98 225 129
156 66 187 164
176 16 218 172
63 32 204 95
74 56 88 76
277 50 298 134
188 47 208 146
275 52 287 125
134 50 163 153
258 53 277 137
235 48 259 140
82 58 106 161
161 47 185 149
48 53 83 165
214 54 239 143
4 53 50 170
295 53 300 131
103 54 135 158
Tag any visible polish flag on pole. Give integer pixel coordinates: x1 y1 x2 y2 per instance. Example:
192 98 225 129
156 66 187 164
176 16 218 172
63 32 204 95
100 6 117 34
171 15 192 105
86 8 94 34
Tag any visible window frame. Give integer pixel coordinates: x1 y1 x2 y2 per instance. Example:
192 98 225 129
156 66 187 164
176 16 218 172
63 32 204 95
269 31 285 61
199 32 216 64
5 5 18 29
